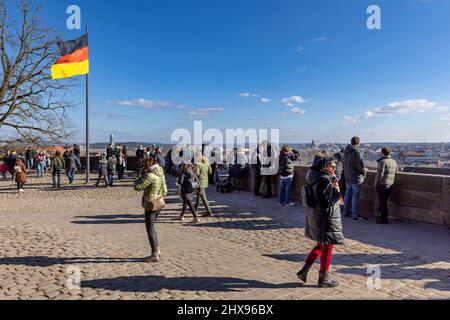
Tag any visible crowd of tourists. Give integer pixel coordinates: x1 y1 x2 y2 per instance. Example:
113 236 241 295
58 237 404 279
0 144 83 190
1 137 398 287
132 136 398 280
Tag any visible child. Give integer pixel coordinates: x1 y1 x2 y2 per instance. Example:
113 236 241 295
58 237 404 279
96 153 109 188
14 158 27 193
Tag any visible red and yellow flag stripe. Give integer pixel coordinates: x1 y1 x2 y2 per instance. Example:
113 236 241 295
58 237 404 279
51 34 89 79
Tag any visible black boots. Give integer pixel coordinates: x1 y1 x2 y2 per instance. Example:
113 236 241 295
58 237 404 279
297 264 312 284
318 272 339 288
298 265 339 288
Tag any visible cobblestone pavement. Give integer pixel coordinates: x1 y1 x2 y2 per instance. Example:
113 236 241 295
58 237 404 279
0 173 449 300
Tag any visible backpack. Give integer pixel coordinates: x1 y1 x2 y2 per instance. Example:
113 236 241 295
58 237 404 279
182 177 194 194
301 184 318 208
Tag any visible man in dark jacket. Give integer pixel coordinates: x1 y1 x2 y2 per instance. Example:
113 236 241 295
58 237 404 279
65 151 77 184
297 157 344 288
165 148 173 175
155 147 166 169
136 145 145 170
374 147 398 224
25 147 35 171
6 151 17 181
343 137 367 221
278 145 300 206
52 151 65 188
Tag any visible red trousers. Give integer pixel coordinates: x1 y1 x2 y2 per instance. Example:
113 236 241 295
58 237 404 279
306 243 334 273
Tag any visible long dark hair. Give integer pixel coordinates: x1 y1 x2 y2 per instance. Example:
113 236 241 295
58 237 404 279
181 163 196 176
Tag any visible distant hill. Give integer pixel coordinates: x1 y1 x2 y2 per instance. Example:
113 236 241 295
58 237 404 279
86 142 175 150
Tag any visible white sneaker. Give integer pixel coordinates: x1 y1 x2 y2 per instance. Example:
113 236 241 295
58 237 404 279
284 202 296 207
192 218 200 223
19 189 25 193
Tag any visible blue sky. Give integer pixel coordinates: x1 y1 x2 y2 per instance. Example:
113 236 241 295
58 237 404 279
30 0 450 142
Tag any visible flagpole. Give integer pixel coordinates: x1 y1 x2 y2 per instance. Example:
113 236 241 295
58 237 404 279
85 25 90 184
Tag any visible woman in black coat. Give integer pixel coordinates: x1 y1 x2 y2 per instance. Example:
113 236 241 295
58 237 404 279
177 163 201 223
297 158 345 288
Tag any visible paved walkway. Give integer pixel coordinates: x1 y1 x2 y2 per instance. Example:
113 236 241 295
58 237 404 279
0 173 449 300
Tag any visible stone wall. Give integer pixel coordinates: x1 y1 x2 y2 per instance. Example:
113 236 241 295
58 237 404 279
81 156 450 229
248 165 450 229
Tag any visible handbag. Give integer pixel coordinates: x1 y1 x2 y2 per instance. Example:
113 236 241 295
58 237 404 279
149 196 166 211
146 181 166 211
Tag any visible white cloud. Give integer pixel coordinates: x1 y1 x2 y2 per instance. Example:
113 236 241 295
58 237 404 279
178 105 188 109
281 96 307 115
311 37 327 43
116 98 171 110
282 96 306 105
297 66 308 71
260 97 272 103
342 99 449 126
188 108 224 119
239 92 260 98
297 46 309 52
292 107 306 114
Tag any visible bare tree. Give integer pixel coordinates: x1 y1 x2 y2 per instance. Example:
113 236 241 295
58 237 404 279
0 0 76 144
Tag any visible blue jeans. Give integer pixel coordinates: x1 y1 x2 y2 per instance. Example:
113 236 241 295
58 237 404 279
37 162 46 177
344 183 363 218
53 169 61 187
66 168 75 183
279 177 293 205
75 156 81 168
26 159 33 170
108 175 114 186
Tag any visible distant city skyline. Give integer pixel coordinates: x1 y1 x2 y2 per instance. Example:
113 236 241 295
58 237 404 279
3 0 450 143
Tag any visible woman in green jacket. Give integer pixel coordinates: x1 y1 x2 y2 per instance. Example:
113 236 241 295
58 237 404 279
195 156 213 217
134 157 168 263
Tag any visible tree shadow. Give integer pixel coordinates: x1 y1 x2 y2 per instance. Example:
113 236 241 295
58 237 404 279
72 219 144 225
71 211 185 225
74 214 143 220
188 219 297 231
81 275 301 293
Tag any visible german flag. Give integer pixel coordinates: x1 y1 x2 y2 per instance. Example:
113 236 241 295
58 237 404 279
51 34 89 79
